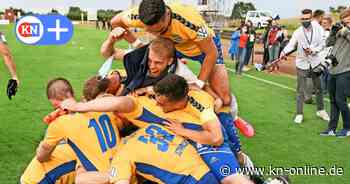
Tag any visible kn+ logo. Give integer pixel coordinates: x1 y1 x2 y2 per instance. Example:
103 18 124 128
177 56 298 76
15 15 73 45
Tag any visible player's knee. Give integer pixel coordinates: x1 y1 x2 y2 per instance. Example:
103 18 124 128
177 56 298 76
19 174 33 184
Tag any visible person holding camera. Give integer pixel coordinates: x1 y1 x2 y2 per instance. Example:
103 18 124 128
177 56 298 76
320 9 350 137
280 9 329 124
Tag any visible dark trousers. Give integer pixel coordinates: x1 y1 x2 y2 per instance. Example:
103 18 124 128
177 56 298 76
244 46 253 65
328 71 350 130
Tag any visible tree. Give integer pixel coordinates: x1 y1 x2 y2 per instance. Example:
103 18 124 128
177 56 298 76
231 1 256 20
66 6 87 20
97 9 122 21
329 5 348 14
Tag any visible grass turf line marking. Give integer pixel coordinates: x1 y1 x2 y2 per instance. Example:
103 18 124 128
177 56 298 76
226 68 330 102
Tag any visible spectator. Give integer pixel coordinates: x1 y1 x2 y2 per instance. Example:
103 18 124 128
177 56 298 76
304 9 326 103
244 20 256 68
262 19 272 65
267 20 283 64
229 28 240 62
236 25 249 75
313 9 325 26
279 25 289 56
320 9 350 137
280 9 329 124
319 15 333 94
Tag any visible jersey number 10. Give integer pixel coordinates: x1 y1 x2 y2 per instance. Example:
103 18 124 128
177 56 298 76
89 114 117 153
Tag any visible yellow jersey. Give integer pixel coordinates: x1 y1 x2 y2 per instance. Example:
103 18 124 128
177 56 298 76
43 112 122 172
120 2 215 57
121 90 218 130
20 143 76 184
110 124 211 184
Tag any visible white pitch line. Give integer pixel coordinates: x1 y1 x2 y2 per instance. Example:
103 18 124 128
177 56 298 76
226 68 330 102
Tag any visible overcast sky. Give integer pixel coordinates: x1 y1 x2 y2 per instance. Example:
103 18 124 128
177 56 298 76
0 0 348 18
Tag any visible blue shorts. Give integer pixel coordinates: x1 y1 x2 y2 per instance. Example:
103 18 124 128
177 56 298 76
217 112 241 153
175 35 224 65
192 141 240 181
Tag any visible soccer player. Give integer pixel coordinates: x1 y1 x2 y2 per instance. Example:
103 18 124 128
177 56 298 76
0 32 19 99
20 78 78 184
61 74 253 184
109 0 232 106
35 77 124 180
76 124 220 184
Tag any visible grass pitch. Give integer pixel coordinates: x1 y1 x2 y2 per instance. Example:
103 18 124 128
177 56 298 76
0 25 348 184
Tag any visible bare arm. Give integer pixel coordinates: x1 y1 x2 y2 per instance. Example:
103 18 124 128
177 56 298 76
36 141 56 162
195 37 218 81
110 15 129 30
101 28 128 59
110 15 141 47
164 117 223 146
0 43 18 81
60 96 136 113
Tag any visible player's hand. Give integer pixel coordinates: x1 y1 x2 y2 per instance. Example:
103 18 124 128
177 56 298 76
304 48 313 56
109 27 126 41
130 86 154 97
6 78 18 100
279 53 287 60
60 98 78 111
122 29 138 44
214 98 223 113
268 63 280 72
43 109 68 125
163 119 185 135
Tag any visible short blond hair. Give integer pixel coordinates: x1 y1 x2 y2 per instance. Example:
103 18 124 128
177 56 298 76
149 37 175 59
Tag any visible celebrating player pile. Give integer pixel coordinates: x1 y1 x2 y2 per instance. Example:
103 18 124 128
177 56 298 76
19 0 290 184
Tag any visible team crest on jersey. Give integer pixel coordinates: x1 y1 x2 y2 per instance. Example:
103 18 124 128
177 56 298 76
172 34 183 43
197 26 208 39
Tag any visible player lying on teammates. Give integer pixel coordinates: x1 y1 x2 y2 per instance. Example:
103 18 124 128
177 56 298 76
25 77 126 183
0 32 19 99
108 0 232 106
101 34 252 167
61 74 254 184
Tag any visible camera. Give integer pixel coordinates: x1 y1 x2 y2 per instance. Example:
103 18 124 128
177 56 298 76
325 54 339 67
331 22 344 35
312 54 339 76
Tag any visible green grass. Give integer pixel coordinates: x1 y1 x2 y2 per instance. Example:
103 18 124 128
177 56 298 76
0 24 349 184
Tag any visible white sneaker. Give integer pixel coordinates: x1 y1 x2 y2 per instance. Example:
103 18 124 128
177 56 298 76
294 114 303 124
316 110 330 122
348 103 350 109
